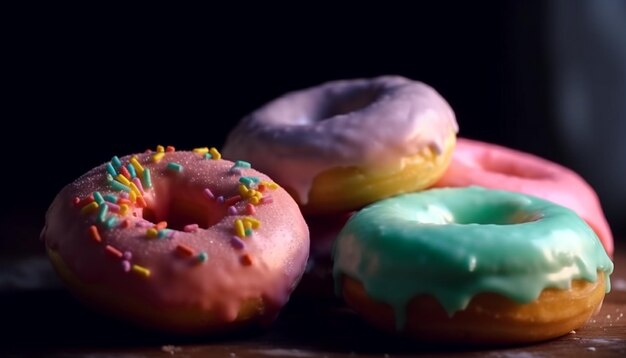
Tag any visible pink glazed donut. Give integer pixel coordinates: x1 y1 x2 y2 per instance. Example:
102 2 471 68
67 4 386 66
434 138 613 255
41 147 309 333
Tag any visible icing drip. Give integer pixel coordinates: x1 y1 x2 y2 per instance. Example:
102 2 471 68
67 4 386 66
332 187 614 329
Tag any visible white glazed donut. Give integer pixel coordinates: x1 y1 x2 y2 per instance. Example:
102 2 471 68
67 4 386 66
223 76 458 214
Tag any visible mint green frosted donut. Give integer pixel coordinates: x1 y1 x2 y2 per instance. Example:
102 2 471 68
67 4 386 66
332 186 614 329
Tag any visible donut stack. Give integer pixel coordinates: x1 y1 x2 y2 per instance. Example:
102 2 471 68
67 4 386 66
222 76 614 344
222 76 459 296
43 76 614 344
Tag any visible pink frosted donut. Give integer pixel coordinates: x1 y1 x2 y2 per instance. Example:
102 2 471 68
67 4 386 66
434 138 613 255
41 147 309 333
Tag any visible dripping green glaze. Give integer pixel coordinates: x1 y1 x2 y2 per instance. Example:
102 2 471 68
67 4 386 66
332 186 614 330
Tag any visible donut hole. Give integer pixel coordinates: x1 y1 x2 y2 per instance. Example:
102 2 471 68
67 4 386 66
451 204 540 226
316 86 383 120
141 182 226 231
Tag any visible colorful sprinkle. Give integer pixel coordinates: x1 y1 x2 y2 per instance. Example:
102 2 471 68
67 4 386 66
245 203 256 215
176 244 195 257
131 177 145 195
111 180 131 193
119 204 129 216
156 145 165 153
130 156 144 175
197 252 208 263
166 162 183 173
230 236 245 250
120 166 132 180
132 264 150 277
146 228 158 238
105 202 120 213
105 216 119 229
116 174 131 186
234 160 251 169
89 225 102 243
106 162 117 177
227 206 238 215
129 190 137 203
106 173 114 183
203 188 215 200
92 192 104 205
239 176 256 188
243 217 261 229
203 153 212 160
104 194 118 203
193 147 209 155
261 181 279 190
240 254 253 266
123 251 132 260
76 195 94 207
105 245 124 258
157 229 169 239
81 201 99 215
216 196 224 204
142 168 152 189
241 188 261 201
154 221 167 230
121 219 131 228
152 152 165 163
261 196 273 204
166 145 175 152
184 224 199 232
234 219 245 238
225 195 241 206
229 167 242 175
111 156 123 170
209 147 221 160
128 181 142 197
122 260 131 272
97 203 108 222
126 163 136 178
249 196 260 205
238 184 249 197
136 195 147 208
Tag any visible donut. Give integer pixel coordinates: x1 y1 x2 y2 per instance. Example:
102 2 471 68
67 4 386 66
434 138 614 256
333 187 613 344
222 76 458 214
41 147 309 333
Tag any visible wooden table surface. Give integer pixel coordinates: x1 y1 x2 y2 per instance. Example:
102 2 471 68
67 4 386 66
2 212 625 357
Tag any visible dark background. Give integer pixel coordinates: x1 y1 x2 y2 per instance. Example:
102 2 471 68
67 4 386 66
4 2 625 238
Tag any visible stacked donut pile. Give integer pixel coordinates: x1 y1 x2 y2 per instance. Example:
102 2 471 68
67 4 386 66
43 76 613 345
222 76 613 344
